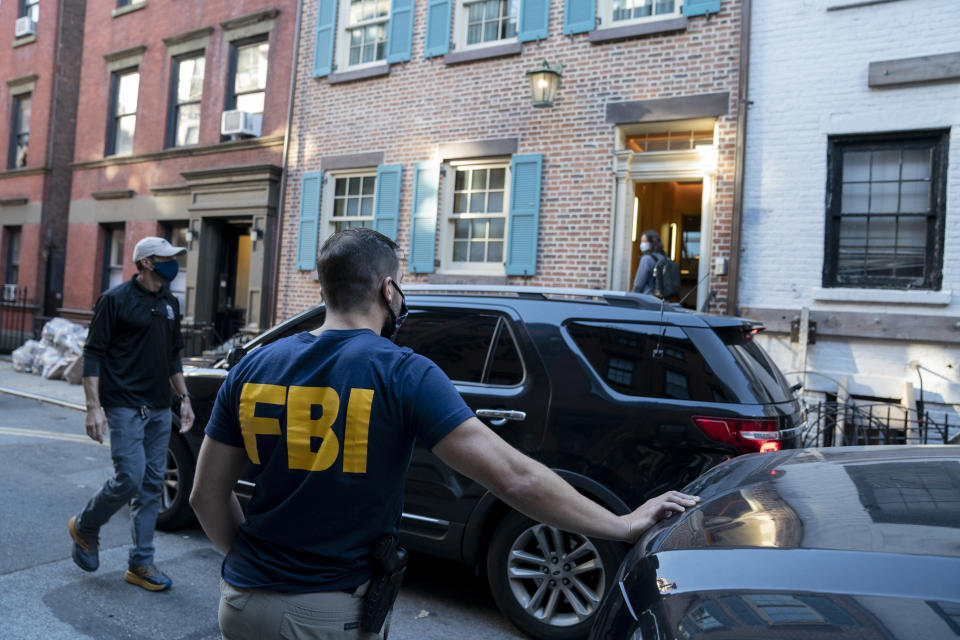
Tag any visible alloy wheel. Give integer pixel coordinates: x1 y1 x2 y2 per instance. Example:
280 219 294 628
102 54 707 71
505 523 607 627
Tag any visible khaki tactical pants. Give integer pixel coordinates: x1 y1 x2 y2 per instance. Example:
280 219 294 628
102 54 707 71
219 579 387 640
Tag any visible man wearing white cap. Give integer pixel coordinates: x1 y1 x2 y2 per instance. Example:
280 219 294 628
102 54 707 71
68 236 196 591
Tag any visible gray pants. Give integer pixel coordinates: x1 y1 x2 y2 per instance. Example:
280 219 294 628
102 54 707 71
219 579 386 640
77 406 170 567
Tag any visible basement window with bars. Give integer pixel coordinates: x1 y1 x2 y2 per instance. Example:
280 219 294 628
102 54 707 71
823 131 947 290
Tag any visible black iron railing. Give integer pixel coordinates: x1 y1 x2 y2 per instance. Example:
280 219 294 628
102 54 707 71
0 286 31 353
801 401 954 447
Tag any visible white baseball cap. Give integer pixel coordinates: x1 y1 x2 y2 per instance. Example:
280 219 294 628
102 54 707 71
132 236 187 264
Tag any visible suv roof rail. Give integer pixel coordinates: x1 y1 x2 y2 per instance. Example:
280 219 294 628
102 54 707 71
400 284 671 311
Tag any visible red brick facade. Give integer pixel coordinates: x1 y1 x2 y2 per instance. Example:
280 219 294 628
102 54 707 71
0 0 85 326
277 0 741 319
62 0 297 340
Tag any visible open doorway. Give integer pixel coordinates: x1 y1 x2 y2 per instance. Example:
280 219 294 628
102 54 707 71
630 181 702 308
211 219 251 343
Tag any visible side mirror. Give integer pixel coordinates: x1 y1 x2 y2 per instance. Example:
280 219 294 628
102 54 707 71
226 347 245 368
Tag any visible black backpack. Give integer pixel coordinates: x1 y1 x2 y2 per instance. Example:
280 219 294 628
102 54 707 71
652 254 681 299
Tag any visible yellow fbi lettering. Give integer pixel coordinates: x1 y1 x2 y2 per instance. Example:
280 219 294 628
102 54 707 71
238 382 375 473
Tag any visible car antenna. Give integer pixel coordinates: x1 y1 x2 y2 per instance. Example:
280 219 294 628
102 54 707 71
652 271 712 360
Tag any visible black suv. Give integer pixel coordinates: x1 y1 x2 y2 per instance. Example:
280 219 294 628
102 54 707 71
161 286 801 640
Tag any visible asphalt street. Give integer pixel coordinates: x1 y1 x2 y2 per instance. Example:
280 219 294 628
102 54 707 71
0 394 525 640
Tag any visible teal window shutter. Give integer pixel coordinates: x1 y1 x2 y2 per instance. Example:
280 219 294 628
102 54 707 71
374 164 402 241
409 162 439 273
505 154 542 276
313 0 337 78
386 0 414 63
683 0 721 17
297 171 323 271
564 0 594 34
518 0 549 42
424 0 451 57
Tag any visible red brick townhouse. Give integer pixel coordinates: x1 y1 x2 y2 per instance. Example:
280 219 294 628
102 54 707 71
61 0 297 345
0 0 85 339
277 0 744 318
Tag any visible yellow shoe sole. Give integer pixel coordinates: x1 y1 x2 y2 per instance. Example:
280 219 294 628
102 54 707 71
124 569 171 591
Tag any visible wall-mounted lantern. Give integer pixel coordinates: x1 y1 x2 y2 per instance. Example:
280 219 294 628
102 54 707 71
527 60 563 108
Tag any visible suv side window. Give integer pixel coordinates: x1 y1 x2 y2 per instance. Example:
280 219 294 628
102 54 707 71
397 310 523 385
566 321 735 403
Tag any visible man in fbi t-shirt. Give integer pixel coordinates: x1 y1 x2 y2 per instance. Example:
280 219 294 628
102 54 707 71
191 228 698 639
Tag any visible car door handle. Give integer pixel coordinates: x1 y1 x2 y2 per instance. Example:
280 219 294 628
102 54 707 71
476 409 527 426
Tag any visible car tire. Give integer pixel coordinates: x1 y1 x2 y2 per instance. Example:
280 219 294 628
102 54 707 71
156 433 196 531
486 510 624 640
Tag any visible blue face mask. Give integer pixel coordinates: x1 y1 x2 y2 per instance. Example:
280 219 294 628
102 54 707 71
381 281 408 340
151 260 180 282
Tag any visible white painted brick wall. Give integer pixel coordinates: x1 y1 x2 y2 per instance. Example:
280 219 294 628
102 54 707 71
741 0 960 417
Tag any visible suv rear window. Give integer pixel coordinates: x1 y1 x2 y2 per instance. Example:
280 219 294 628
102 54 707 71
397 310 523 385
566 321 736 403
713 327 792 404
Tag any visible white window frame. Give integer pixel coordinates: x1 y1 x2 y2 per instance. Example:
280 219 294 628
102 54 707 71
599 0 682 29
336 0 391 71
439 159 511 276
106 227 125 290
453 0 519 52
322 169 379 236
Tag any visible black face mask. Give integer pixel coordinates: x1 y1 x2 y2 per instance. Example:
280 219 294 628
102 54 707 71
380 280 408 340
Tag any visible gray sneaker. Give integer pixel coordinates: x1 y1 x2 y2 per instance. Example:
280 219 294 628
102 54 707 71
68 515 99 572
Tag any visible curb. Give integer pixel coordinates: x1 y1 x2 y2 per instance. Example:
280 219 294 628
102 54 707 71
0 386 86 412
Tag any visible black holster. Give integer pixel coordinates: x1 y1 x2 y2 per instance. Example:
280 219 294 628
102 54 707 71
360 535 408 634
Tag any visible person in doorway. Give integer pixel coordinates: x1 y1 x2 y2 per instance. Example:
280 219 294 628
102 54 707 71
69 236 196 591
189 227 698 639
631 229 667 296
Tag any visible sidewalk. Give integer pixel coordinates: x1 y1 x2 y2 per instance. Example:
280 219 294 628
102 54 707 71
0 358 85 411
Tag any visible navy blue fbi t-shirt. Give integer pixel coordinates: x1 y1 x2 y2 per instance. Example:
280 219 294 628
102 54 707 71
204 329 475 593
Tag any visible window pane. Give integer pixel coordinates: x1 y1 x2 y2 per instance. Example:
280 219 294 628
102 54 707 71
895 216 926 277
115 115 136 154
471 218 487 239
18 97 31 135
841 182 868 214
469 193 485 213
471 169 486 190
489 218 505 239
117 72 140 115
837 217 867 275
454 220 469 239
865 217 897 276
346 199 359 216
871 149 900 181
395 312 498 383
177 57 205 103
453 241 468 261
901 148 931 180
235 42 269 93
467 24 482 45
362 176 376 195
489 168 505 189
843 151 870 182
488 240 503 262
360 197 373 216
236 92 265 114
899 181 929 213
175 103 201 146
454 170 466 191
348 177 361 195
869 182 898 214
485 0 499 19
487 191 503 213
469 241 485 262
454 193 468 213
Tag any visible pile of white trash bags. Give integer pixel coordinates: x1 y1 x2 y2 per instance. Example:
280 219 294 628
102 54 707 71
11 318 87 384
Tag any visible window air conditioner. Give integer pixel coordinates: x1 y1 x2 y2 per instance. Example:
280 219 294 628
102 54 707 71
15 17 36 38
2 284 18 302
221 110 260 137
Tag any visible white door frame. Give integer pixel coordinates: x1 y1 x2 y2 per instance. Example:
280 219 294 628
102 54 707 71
607 147 717 311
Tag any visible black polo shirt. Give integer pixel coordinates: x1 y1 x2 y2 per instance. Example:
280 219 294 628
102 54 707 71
82 276 185 409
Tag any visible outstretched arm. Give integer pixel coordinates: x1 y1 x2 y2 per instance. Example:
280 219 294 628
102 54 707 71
190 437 248 553
432 417 698 543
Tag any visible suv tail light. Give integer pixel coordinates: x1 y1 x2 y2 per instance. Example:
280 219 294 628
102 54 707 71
692 416 781 454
